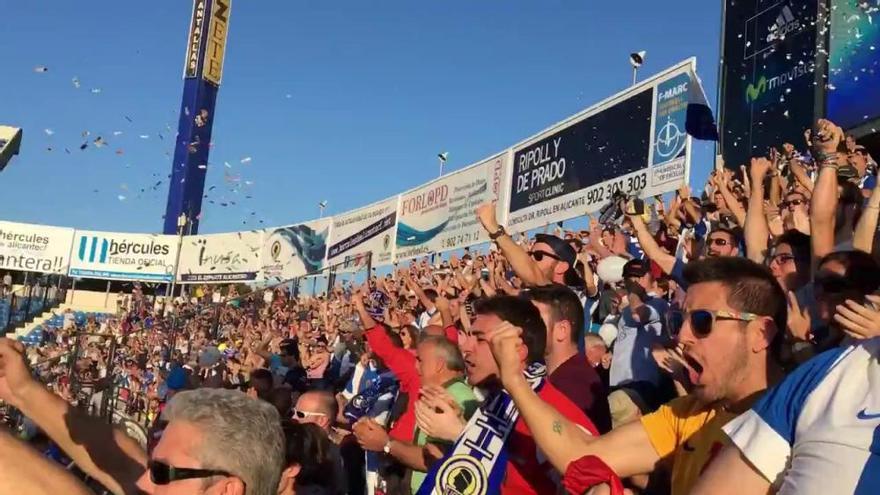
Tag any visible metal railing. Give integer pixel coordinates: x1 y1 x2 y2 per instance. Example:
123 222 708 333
1 275 68 333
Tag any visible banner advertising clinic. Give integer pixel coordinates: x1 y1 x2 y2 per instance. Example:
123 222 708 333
506 59 698 232
0 221 75 275
176 230 263 283
326 197 397 270
395 153 508 260
260 218 331 282
68 230 179 282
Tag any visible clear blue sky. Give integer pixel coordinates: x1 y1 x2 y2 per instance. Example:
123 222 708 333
1 0 722 234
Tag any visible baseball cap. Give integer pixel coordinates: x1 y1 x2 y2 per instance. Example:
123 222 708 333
533 234 583 287
622 259 650 279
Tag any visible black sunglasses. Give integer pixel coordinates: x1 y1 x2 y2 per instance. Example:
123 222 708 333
670 309 757 337
780 198 806 209
707 238 729 247
148 460 236 486
529 250 560 262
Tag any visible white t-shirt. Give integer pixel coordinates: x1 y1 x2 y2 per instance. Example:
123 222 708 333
723 337 880 494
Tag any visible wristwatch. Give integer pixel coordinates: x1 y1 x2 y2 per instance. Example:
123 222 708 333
383 439 393 454
488 226 507 241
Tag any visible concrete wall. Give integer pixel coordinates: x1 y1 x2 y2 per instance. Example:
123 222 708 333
65 289 119 313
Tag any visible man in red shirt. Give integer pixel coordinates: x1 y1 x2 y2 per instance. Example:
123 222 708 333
416 295 597 495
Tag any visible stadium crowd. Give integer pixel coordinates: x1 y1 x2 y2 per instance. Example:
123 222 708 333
0 118 878 495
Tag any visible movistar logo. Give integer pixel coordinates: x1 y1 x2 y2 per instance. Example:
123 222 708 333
745 62 814 103
746 77 768 103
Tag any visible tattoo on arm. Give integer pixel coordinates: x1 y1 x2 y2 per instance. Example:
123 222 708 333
553 420 563 435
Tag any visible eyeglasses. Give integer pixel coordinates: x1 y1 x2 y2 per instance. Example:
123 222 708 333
769 253 796 265
529 250 560 262
292 408 327 420
707 238 729 247
148 460 236 486
780 198 806 209
672 309 757 337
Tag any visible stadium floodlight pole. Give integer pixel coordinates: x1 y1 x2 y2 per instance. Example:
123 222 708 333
438 152 449 177
318 200 328 218
168 213 188 299
630 51 646 86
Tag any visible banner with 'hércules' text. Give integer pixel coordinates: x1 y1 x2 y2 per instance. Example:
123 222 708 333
177 230 262 283
0 221 74 274
69 230 179 282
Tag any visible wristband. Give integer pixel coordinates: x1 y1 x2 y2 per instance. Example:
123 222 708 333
488 226 507 241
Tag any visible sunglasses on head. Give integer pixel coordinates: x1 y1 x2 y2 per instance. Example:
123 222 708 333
529 250 560 262
671 309 757 337
148 460 236 486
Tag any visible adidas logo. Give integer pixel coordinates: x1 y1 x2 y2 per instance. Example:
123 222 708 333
766 5 800 43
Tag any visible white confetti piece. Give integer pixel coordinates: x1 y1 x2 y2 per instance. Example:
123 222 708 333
113 131 123 136
44 128 54 136
90 88 102 94
139 134 150 139
118 195 127 201
240 156 252 164
33 66 48 73
72 77 81 89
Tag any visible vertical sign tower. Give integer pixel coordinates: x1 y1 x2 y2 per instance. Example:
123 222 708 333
163 0 231 235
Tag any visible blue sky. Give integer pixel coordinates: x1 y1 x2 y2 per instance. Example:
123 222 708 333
1 0 722 234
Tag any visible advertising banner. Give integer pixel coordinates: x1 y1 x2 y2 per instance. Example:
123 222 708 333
203 0 230 86
0 221 74 274
506 62 696 232
183 0 208 79
827 0 880 131
177 230 262 283
327 198 397 270
260 218 331 282
69 231 179 282
395 154 508 260
719 0 819 169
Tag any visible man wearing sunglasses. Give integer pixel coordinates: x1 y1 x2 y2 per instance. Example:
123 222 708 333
484 257 787 495
0 337 286 495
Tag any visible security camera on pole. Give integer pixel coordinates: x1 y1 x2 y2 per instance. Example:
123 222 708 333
318 200 328 218
630 51 646 86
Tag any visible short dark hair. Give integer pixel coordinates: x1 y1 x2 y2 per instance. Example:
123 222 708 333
774 230 811 265
818 250 880 294
281 421 337 488
683 257 786 356
524 284 585 344
474 295 546 363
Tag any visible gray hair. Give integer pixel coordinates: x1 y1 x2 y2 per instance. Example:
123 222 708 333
420 335 466 373
163 388 284 495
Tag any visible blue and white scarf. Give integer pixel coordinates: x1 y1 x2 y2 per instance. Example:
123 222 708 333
416 363 547 495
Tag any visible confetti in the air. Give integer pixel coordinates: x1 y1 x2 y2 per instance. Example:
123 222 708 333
91 88 102 94
118 195 127 201
44 129 54 136
240 157 252 164
72 77 81 89
113 131 123 136
34 66 49 73
139 134 150 139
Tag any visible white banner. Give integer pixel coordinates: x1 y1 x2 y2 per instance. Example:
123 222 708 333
69 230 179 282
505 59 696 232
260 218 331 282
327 197 397 270
177 230 263 283
395 153 508 260
0 221 75 274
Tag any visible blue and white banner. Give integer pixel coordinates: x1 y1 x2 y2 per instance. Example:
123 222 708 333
69 230 179 282
395 154 508 261
327 197 397 270
260 218 331 282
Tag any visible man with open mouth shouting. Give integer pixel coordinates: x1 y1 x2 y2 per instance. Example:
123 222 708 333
484 257 787 495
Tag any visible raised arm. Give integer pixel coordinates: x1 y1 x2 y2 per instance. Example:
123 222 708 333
487 324 659 478
627 208 676 275
854 180 880 254
0 429 94 495
475 203 550 287
745 157 772 263
714 173 747 227
810 120 844 269
0 339 147 495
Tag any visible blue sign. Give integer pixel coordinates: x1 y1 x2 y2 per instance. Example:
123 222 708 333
653 73 689 166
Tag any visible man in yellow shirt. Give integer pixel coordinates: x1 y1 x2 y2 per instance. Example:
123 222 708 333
486 257 786 495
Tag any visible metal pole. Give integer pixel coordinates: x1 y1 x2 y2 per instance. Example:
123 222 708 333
104 280 111 309
439 158 444 177
632 67 638 86
170 223 185 300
